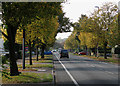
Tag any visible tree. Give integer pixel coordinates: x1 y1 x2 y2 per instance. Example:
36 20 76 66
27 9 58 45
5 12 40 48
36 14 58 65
24 16 59 59
72 3 118 58
64 32 78 50
98 2 118 59
57 13 73 33
2 3 32 75
1 2 62 76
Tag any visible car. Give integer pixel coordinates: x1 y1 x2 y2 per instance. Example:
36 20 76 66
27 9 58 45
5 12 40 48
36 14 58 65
78 51 87 55
32 51 35 55
60 49 69 58
44 51 52 55
73 51 78 54
51 50 56 53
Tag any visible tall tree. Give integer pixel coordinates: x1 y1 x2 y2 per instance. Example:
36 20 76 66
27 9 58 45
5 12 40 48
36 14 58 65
64 32 79 50
2 3 37 75
1 2 62 75
98 2 118 59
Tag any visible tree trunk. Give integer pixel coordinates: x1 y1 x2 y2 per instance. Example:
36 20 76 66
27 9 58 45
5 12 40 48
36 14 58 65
95 47 97 57
41 45 45 58
7 26 19 76
97 47 99 57
104 41 107 59
29 40 32 65
36 46 39 61
96 43 99 57
88 48 91 56
85 45 88 55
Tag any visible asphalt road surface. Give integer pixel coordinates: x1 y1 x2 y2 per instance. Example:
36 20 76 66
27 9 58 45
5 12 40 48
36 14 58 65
53 52 119 86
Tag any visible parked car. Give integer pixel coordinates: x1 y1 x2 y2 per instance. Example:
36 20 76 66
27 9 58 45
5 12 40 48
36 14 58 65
44 51 52 55
73 51 78 54
32 51 35 55
78 51 87 55
60 49 69 58
51 50 56 53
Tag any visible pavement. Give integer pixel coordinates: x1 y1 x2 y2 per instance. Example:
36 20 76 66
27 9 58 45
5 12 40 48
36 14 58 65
53 52 119 86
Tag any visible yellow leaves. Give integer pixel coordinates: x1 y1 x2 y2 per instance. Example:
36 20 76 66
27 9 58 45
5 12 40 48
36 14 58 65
1 28 7 41
78 32 99 48
23 16 59 46
15 29 23 44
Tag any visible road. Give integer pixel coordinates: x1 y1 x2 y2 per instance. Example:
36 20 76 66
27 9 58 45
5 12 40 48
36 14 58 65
53 52 119 86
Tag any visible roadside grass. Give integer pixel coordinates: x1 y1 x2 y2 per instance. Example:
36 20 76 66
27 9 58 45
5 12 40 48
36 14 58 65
17 64 53 68
83 55 119 64
25 60 53 63
85 56 119 64
18 55 53 68
2 54 54 84
32 55 53 60
18 68 38 71
0 72 2 83
2 72 53 84
72 53 119 64
5 68 38 72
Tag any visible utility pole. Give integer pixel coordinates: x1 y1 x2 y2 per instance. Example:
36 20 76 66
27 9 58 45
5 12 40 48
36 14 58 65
22 29 25 69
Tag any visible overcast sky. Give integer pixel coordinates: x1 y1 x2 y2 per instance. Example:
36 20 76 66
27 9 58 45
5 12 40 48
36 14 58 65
56 0 119 39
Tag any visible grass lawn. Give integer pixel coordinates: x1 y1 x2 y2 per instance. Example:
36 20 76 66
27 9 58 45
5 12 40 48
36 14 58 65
5 68 38 72
25 60 53 63
32 55 53 60
84 55 119 64
18 68 38 71
18 55 53 68
2 54 54 84
2 72 53 84
0 72 2 83
17 64 53 68
72 53 119 64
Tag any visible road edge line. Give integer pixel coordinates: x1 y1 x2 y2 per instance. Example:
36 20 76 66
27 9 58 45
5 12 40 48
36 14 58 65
56 55 79 86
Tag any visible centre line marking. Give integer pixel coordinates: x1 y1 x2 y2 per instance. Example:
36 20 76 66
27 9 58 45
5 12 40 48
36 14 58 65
55 54 79 86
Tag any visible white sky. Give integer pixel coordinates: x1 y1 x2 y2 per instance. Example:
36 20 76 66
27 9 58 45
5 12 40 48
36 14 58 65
56 0 119 39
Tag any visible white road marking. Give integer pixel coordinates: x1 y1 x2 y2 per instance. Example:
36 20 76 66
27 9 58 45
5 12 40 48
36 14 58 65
106 71 114 74
91 65 95 67
55 54 79 86
87 64 117 75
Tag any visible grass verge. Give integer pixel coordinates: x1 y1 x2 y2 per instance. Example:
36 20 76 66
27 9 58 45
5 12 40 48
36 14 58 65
32 55 53 60
2 54 54 84
2 72 53 84
18 64 53 68
84 55 119 64
18 68 38 71
72 53 119 64
25 60 53 63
